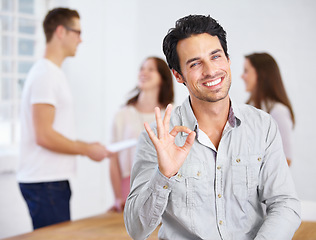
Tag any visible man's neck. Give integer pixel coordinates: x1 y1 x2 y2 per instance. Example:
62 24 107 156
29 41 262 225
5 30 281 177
44 43 66 67
191 95 230 149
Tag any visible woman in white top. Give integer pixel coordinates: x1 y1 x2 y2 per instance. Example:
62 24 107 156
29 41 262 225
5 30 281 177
242 52 295 166
110 57 174 211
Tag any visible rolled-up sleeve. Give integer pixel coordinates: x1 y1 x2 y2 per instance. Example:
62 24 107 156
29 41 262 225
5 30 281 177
255 117 301 240
124 130 173 240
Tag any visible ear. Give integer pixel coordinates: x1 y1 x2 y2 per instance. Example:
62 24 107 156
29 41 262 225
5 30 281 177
172 69 185 84
55 25 66 39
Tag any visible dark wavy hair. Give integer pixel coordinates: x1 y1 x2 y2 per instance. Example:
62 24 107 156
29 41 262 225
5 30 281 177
245 52 295 125
127 57 174 108
163 15 228 75
43 7 80 43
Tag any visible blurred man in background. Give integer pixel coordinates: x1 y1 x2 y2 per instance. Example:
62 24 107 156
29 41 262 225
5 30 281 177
17 7 112 229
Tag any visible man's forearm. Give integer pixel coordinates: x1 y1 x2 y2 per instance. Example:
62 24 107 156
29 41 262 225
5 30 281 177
36 127 88 155
124 170 172 240
255 200 301 239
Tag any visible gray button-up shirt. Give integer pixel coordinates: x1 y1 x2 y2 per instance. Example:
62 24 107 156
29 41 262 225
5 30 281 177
124 97 301 240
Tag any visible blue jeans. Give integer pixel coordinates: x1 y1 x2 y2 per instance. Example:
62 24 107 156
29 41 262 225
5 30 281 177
19 180 71 229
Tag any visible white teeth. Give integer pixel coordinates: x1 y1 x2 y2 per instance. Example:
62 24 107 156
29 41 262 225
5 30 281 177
205 78 222 86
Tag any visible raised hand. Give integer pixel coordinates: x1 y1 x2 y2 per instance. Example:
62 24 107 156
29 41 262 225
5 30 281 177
144 104 196 178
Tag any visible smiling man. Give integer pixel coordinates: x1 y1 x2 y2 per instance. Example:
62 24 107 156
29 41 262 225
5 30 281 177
124 15 301 240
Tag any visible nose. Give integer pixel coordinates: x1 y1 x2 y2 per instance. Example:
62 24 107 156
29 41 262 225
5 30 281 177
241 72 246 81
139 69 146 80
202 60 217 77
140 67 149 76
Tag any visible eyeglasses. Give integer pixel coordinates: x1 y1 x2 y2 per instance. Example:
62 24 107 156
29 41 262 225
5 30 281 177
64 26 81 36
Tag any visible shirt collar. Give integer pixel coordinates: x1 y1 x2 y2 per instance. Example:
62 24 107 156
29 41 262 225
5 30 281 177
179 97 199 136
179 96 241 136
230 99 242 127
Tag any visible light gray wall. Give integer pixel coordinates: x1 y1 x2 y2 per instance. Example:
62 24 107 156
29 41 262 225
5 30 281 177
64 0 316 219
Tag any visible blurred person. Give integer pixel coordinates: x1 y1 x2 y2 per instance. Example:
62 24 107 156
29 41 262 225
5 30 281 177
242 52 295 166
124 15 301 239
17 7 112 229
110 57 174 212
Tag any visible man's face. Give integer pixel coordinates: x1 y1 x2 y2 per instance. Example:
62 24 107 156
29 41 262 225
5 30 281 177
174 33 231 103
63 17 82 57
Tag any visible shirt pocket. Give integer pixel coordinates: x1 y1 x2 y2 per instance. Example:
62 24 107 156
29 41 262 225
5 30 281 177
170 164 213 208
231 154 262 203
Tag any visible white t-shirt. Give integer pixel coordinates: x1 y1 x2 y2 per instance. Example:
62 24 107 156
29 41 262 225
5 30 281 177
17 58 76 183
262 102 294 160
111 105 156 178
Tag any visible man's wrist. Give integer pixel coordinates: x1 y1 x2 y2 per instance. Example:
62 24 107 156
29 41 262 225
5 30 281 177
159 168 178 179
74 140 88 156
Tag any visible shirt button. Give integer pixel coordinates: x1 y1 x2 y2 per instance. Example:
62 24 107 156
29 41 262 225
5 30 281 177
219 220 223 225
177 173 182 178
217 166 221 170
163 185 168 189
236 158 241 163
197 171 201 176
218 194 222 198
258 157 262 162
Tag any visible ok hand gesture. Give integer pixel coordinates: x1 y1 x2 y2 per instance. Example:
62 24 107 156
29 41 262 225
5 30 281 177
144 104 196 178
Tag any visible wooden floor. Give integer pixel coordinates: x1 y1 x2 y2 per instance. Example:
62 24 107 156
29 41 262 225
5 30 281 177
4 211 316 240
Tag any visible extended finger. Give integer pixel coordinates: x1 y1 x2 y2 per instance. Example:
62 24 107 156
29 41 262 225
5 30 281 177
169 126 193 138
155 107 164 139
144 122 159 146
163 104 172 133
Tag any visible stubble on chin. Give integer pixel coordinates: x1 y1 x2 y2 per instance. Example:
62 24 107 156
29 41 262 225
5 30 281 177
187 76 231 103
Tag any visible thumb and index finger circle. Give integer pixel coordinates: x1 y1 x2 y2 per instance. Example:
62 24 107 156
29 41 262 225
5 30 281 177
169 126 194 138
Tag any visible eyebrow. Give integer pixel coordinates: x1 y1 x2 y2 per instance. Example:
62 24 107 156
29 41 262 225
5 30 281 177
185 49 223 65
211 49 222 55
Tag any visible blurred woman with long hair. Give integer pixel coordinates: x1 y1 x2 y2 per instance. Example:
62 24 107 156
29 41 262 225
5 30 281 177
109 56 174 211
242 52 295 166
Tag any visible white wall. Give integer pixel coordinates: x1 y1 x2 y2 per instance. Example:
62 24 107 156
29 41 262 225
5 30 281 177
65 1 316 217
64 0 141 220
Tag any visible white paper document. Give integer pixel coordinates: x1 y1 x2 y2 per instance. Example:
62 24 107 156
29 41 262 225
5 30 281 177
107 139 138 152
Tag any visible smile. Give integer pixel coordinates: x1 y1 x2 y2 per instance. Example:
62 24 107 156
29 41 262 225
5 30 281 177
204 78 222 87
